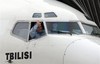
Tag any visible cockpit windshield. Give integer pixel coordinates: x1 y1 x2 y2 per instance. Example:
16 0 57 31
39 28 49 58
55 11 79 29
46 22 82 34
82 23 100 37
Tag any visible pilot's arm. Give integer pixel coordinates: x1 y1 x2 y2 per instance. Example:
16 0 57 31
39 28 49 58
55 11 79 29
30 24 38 38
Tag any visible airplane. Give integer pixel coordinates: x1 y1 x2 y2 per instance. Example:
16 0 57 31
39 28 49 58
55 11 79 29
0 0 100 64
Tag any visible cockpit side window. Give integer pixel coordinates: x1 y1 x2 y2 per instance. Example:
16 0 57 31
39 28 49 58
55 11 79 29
12 21 46 41
12 22 29 41
29 21 46 40
82 23 100 36
46 22 82 34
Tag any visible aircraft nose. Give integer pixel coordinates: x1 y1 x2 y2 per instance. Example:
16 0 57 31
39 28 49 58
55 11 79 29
64 39 100 64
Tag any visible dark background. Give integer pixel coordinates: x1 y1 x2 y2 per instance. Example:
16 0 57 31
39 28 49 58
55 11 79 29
58 0 100 28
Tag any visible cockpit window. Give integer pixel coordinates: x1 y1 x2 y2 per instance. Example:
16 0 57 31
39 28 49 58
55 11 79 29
12 21 46 41
32 13 42 18
82 23 100 36
44 12 57 18
46 22 82 34
12 22 29 41
29 21 46 40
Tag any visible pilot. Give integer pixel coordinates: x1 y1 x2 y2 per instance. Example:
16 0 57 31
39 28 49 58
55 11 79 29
30 20 44 39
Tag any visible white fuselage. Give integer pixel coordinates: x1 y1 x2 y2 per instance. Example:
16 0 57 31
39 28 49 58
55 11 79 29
0 0 100 64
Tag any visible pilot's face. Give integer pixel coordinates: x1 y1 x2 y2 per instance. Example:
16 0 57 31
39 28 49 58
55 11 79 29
37 22 43 32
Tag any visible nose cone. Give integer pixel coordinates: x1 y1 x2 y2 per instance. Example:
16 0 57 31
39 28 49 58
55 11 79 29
80 35 100 45
64 39 100 64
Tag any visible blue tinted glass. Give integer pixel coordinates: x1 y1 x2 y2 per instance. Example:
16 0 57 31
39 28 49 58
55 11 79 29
46 22 82 34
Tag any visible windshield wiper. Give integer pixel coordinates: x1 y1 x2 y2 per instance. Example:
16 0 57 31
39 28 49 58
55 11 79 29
51 30 72 35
